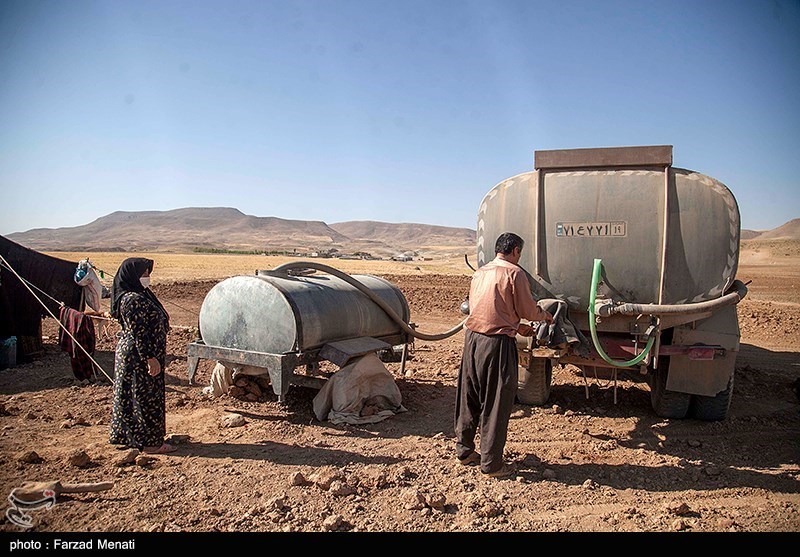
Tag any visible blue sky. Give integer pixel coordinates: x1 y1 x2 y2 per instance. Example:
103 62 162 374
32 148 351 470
1 0 798 235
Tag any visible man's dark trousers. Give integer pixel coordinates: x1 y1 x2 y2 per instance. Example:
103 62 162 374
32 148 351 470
455 328 518 474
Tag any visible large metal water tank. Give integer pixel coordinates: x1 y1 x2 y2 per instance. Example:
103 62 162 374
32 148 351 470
199 271 410 354
478 158 740 309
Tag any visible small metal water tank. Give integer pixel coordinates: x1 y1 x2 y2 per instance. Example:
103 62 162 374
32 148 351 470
199 272 410 354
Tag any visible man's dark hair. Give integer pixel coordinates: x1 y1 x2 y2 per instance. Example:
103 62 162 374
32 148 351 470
495 232 524 255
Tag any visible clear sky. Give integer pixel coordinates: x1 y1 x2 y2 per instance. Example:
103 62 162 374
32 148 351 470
1 0 798 235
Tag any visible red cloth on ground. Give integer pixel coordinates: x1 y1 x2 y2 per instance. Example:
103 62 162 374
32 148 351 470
58 306 96 380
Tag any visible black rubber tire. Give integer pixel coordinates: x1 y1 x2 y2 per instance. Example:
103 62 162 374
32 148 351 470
517 358 552 406
689 374 734 421
649 357 691 419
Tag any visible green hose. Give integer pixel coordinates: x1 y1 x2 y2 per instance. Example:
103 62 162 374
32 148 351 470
588 258 655 367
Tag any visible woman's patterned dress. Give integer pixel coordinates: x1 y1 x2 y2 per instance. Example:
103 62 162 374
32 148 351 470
109 291 169 449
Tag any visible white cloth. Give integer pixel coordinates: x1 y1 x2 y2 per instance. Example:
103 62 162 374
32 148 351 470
313 352 406 425
74 261 105 312
206 362 234 397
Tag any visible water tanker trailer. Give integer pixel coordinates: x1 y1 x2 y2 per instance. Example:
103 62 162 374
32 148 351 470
477 145 747 421
187 262 464 401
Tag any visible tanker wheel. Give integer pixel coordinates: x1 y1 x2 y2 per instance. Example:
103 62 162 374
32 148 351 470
517 358 552 406
689 374 734 421
649 357 690 419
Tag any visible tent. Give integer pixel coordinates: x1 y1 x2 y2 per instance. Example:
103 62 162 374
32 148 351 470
0 235 83 361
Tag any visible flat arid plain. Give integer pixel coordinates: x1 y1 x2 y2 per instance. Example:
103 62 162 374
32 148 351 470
0 239 798 532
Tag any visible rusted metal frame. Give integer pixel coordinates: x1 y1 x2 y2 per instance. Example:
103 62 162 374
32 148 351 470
186 341 300 398
534 145 673 170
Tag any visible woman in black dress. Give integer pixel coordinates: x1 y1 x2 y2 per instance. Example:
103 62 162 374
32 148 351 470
109 257 175 454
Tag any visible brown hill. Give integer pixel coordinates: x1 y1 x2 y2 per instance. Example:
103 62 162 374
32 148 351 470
330 221 476 249
754 218 800 240
741 229 763 240
7 208 350 253
6 208 477 257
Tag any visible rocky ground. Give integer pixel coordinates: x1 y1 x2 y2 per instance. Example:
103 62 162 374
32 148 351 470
1 268 799 533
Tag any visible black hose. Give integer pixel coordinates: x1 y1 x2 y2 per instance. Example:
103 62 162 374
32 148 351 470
271 261 466 341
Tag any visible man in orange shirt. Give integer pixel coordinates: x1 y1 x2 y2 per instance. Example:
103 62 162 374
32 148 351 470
457 232 553 478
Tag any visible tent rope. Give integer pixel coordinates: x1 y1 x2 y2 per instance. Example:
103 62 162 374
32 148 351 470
0 254 113 383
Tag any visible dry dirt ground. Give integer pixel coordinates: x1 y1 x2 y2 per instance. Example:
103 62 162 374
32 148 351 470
1 246 799 534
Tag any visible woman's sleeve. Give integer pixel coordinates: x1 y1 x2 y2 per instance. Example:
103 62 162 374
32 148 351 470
123 295 167 360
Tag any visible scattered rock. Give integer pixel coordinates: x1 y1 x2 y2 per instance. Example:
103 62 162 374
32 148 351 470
203 507 221 517
719 518 736 529
425 491 446 510
564 410 575 417
114 449 140 467
228 386 245 398
244 393 258 402
95 419 104 426
234 378 249 388
322 514 343 531
244 382 262 397
329 480 355 497
403 488 427 510
73 416 89 426
267 496 288 511
476 501 504 518
552 404 563 414
148 523 164 532
510 410 525 419
665 502 692 516
582 479 597 490
543 469 557 480
289 471 309 486
0 402 8 416
17 450 43 464
672 518 688 531
221 413 246 428
312 470 346 491
60 420 72 429
361 469 390 490
135 455 157 467
687 440 702 448
246 505 264 516
67 450 91 468
24 411 36 420
63 411 74 420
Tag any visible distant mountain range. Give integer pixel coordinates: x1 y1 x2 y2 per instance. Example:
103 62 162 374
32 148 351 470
741 218 800 241
6 208 477 257
5 208 797 257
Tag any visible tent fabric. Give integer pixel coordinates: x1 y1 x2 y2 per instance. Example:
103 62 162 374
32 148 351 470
0 235 83 338
313 352 406 425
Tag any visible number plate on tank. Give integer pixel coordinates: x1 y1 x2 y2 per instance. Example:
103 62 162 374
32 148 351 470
556 222 627 237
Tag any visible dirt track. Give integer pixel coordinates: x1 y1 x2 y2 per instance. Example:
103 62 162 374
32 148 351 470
1 250 799 533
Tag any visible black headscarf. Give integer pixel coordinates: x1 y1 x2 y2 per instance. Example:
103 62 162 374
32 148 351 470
110 257 169 324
